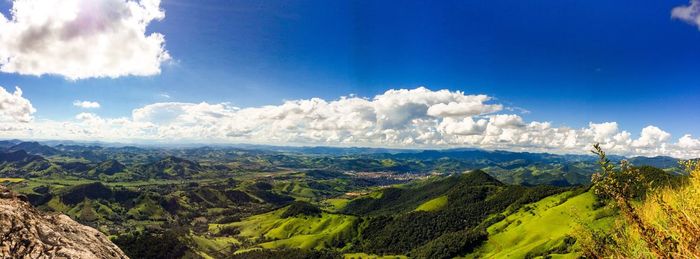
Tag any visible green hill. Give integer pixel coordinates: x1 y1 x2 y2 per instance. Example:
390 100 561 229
343 170 503 216
213 205 358 251
470 190 615 258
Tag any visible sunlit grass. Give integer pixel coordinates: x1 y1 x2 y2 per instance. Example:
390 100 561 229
414 195 447 212
211 206 358 250
0 178 24 183
343 253 407 259
472 191 614 258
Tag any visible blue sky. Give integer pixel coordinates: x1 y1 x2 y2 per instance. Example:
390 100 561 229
1 0 700 156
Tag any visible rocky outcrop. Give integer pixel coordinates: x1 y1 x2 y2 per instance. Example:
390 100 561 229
0 187 128 259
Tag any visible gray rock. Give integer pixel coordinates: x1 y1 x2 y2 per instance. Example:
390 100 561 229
0 186 129 259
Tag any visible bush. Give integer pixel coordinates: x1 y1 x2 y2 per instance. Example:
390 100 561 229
218 226 240 236
112 230 189 259
217 215 242 224
281 201 322 218
582 144 700 258
59 182 112 205
230 248 340 259
410 229 487 259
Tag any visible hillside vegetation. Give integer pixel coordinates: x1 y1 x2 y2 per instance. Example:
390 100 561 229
3 141 696 258
579 145 699 258
472 190 613 258
216 206 358 251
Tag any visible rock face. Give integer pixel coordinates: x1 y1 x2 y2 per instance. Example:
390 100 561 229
0 187 128 259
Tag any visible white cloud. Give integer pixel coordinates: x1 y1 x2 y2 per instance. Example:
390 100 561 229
632 126 671 148
678 134 700 149
73 100 101 109
438 117 489 136
2 86 700 158
489 114 525 128
427 100 502 118
585 122 620 143
672 0 700 29
0 86 35 124
0 0 170 79
75 112 101 122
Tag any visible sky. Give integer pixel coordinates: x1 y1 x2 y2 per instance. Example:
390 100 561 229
1 0 700 158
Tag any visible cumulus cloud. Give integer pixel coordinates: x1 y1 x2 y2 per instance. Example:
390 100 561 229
0 0 170 79
0 86 35 124
585 122 620 143
438 117 489 136
672 0 700 29
678 134 700 149
489 114 525 128
2 87 700 158
632 126 671 148
73 100 101 109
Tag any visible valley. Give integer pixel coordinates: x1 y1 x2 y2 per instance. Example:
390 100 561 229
0 140 688 258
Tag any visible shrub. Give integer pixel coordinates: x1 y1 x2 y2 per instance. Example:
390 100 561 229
218 226 240 236
410 229 487 259
230 248 340 259
112 230 189 259
281 201 322 218
217 215 241 224
581 144 700 258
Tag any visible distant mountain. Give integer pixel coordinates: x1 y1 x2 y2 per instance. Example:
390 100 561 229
1 139 693 185
0 139 21 149
0 150 52 176
383 149 597 164
54 144 105 153
91 159 126 176
628 156 681 169
0 150 40 163
8 142 60 156
140 156 203 179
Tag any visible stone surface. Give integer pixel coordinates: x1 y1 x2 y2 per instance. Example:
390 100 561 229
0 186 128 259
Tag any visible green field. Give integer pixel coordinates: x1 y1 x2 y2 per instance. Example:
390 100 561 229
469 191 615 258
190 234 241 259
414 195 447 212
344 253 407 259
211 207 358 250
323 198 351 212
0 178 24 183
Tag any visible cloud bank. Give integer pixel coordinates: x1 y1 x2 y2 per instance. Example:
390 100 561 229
2 87 699 158
0 0 170 79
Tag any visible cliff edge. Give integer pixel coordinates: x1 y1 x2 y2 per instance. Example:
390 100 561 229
0 186 128 258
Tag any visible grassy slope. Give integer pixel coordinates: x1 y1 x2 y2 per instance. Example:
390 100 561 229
127 197 169 220
344 253 407 259
414 195 447 212
469 191 614 258
276 182 319 200
341 173 490 216
0 177 24 183
190 234 240 259
212 207 357 250
323 198 350 212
